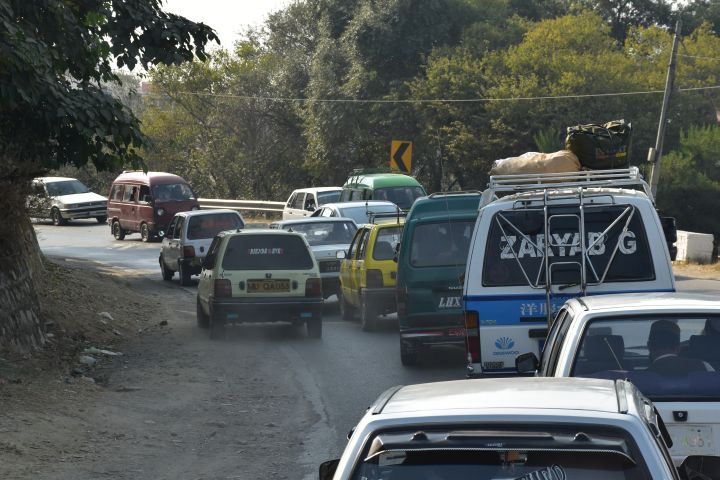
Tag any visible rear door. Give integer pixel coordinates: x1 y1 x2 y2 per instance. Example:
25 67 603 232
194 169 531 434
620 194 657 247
161 216 180 269
120 184 139 231
287 192 306 219
165 216 184 266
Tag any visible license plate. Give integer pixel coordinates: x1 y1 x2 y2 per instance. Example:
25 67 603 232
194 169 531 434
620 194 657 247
300 312 312 318
247 279 290 293
448 327 465 337
668 425 716 456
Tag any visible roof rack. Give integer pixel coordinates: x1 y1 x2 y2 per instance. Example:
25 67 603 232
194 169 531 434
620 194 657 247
368 210 406 224
350 167 395 176
482 167 653 207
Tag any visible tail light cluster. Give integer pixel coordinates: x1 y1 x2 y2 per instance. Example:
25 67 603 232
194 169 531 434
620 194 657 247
305 278 322 298
464 310 480 363
214 279 232 298
396 287 407 318
366 269 384 289
183 245 196 258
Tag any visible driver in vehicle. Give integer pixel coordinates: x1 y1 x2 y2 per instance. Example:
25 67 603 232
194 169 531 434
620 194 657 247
646 320 715 376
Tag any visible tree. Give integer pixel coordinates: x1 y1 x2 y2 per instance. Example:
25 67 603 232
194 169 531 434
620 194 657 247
0 0 217 351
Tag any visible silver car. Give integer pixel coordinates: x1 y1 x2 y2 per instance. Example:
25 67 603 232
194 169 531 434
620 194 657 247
270 217 357 299
321 377 681 479
29 177 107 225
311 200 400 225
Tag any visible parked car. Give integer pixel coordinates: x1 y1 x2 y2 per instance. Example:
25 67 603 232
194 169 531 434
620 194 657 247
516 292 720 468
106 171 199 242
339 170 426 211
196 229 323 339
320 377 683 479
463 168 675 376
282 187 342 220
338 216 404 331
395 191 481 366
269 218 357 299
311 200 399 225
29 177 107 225
159 209 244 286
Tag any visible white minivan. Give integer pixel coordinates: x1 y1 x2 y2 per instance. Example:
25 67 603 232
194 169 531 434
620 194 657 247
282 187 342 220
463 168 676 376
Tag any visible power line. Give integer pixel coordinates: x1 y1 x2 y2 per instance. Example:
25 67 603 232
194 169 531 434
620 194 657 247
142 84 720 104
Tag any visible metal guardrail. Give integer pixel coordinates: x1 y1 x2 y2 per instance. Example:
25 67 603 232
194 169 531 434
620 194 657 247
198 198 285 213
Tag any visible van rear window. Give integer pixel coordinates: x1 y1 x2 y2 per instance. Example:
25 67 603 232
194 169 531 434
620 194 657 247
187 213 243 240
410 221 474 267
482 205 655 287
221 235 313 270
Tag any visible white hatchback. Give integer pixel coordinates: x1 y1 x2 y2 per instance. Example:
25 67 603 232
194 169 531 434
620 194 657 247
283 187 342 220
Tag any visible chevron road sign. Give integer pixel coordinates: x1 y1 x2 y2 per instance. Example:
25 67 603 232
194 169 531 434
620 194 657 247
390 140 412 173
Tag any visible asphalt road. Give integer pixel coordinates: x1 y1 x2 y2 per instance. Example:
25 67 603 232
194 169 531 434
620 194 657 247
32 220 720 478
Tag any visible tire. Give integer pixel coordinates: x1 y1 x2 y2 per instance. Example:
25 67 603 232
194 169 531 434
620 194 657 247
140 223 151 242
339 290 355 321
51 208 66 226
307 317 322 339
96 216 107 224
196 297 209 329
209 308 225 340
400 342 419 367
178 261 192 286
112 220 125 240
360 295 377 332
160 255 174 281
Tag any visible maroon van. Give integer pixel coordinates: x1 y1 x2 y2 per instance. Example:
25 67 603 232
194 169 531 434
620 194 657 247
107 171 199 242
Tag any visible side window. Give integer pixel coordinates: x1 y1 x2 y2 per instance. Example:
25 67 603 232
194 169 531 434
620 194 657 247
363 189 372 200
139 185 151 203
123 184 138 202
542 309 573 376
350 189 363 201
291 193 306 210
110 184 124 201
348 229 366 259
339 190 351 202
358 231 370 260
175 217 185 240
286 193 296 208
304 193 316 211
166 216 179 239
320 208 333 218
204 236 223 269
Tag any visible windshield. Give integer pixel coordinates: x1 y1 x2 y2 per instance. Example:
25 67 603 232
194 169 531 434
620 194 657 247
187 213 244 240
281 221 356 246
152 183 195 202
221 234 313 270
410 220 474 267
373 186 425 209
339 205 399 224
45 180 90 196
572 315 720 400
317 190 341 205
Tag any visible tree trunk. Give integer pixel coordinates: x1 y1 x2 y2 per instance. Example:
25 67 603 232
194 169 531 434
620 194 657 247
0 180 45 352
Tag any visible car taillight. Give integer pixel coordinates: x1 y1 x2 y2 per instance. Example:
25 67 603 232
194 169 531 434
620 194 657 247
214 279 232 298
183 246 195 258
305 278 322 298
396 286 407 318
464 310 480 363
366 269 384 288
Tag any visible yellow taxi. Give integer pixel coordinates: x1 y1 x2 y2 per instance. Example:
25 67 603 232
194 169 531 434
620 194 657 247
338 215 404 331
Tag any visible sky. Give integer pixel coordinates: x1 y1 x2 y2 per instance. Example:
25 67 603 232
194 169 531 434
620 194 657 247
163 0 292 49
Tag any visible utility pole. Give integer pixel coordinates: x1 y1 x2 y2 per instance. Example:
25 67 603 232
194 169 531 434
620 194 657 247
649 20 682 199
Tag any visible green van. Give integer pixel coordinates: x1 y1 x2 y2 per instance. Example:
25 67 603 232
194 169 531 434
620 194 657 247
395 191 481 366
339 170 426 211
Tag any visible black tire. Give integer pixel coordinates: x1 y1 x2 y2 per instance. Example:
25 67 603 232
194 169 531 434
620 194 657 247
209 308 225 340
160 255 174 281
51 208 66 226
112 220 125 240
360 295 377 332
307 317 322 339
178 261 192 286
96 216 107 224
140 223 151 242
339 290 355 321
196 297 209 329
400 343 419 366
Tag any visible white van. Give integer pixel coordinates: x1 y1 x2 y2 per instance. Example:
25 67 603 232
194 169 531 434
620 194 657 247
283 187 342 220
463 168 676 376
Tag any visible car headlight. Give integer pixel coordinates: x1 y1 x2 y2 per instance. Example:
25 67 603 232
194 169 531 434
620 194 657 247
157 208 165 216
65 203 77 209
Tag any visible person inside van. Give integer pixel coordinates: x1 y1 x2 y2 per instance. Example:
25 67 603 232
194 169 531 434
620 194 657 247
646 320 714 376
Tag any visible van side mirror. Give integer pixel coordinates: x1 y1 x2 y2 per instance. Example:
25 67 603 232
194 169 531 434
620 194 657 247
336 250 346 260
679 455 720 480
515 352 539 374
319 459 340 480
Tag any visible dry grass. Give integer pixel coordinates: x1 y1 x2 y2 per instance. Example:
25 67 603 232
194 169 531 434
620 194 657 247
673 261 720 279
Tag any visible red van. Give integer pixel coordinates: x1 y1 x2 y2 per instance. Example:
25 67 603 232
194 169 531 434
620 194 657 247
107 171 199 242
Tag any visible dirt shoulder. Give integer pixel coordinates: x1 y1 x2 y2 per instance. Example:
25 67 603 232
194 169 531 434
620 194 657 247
0 260 315 480
673 261 720 280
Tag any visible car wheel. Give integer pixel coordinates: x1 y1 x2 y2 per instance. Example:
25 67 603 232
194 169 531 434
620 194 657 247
95 216 107 224
51 208 66 226
140 223 150 242
160 255 174 281
112 220 125 240
209 308 225 340
178 261 192 286
196 297 209 329
360 296 377 332
400 341 419 367
339 291 355 321
307 317 322 339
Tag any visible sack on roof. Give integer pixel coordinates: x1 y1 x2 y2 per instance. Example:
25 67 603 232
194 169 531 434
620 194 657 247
565 119 632 170
489 150 581 176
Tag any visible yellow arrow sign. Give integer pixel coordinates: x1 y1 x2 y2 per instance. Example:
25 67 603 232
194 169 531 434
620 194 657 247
390 140 412 173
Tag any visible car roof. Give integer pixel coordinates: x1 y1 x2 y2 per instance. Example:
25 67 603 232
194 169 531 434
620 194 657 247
324 200 398 209
344 173 424 189
172 209 241 218
291 187 342 194
113 171 187 184
408 192 482 219
224 228 300 237
35 176 79 183
380 377 621 415
573 292 720 313
273 217 355 226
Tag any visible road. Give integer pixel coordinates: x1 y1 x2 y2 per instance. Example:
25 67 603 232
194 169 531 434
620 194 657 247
30 220 720 479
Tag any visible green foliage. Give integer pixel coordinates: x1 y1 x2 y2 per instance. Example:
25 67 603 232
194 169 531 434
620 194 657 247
533 128 564 153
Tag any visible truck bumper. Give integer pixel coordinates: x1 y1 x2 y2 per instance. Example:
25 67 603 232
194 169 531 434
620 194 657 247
211 298 323 325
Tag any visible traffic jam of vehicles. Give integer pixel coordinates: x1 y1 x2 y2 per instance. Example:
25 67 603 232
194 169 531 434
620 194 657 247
30 123 720 479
